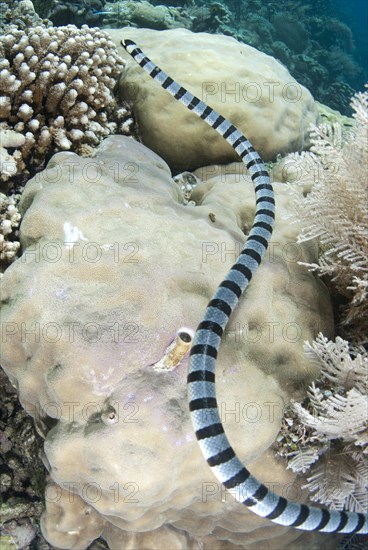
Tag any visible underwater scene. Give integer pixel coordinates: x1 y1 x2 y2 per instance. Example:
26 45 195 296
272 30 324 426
10 0 368 115
0 1 367 549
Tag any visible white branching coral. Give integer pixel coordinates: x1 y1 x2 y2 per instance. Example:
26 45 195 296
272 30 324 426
276 334 368 514
0 23 132 185
284 86 368 343
275 85 368 525
0 127 26 183
0 191 21 263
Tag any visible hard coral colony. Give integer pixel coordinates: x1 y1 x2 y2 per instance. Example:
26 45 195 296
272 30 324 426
0 23 131 186
0 2 367 550
122 37 366 535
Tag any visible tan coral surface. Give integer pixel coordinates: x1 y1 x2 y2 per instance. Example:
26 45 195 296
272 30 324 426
0 136 335 549
111 27 319 171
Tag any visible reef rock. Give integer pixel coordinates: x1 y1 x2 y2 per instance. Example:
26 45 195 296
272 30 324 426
110 27 319 172
0 136 335 549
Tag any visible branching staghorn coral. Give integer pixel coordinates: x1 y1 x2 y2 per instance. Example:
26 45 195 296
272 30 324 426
276 333 367 515
0 23 132 186
286 86 368 343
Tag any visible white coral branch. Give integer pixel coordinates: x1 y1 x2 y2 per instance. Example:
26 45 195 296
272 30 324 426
277 334 368 513
304 334 368 393
285 86 368 341
286 447 321 474
299 386 367 442
302 455 368 513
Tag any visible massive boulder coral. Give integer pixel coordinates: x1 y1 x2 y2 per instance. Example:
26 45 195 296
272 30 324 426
0 136 336 548
110 27 319 172
101 0 189 30
0 23 131 186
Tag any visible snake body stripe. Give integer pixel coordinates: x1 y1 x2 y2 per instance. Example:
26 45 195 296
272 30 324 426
121 39 368 535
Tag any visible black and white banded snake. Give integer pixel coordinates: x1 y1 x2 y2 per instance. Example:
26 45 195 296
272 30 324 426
121 39 367 536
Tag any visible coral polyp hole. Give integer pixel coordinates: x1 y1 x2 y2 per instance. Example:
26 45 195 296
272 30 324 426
102 408 119 425
178 331 192 343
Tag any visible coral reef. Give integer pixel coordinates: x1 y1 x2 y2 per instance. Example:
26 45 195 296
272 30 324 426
272 12 309 54
101 0 190 30
285 86 368 343
0 6 365 548
0 0 48 31
229 2 364 115
0 136 335 549
176 0 364 115
315 101 354 128
276 334 367 515
38 0 191 29
112 27 318 172
319 82 357 115
30 0 366 115
0 22 132 187
187 1 232 33
37 0 105 27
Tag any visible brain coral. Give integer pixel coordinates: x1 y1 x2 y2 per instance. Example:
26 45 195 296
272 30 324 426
0 136 336 548
109 27 319 172
0 23 131 186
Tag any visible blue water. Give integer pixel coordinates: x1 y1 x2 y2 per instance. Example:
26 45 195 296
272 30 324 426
334 0 368 82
